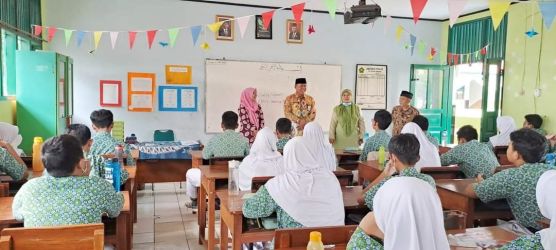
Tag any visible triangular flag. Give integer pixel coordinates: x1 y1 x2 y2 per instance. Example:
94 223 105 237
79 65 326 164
93 31 103 50
167 28 179 47
64 29 73 46
324 0 337 20
129 31 137 49
76 31 86 47
410 34 417 55
262 10 275 29
539 2 556 29
384 16 392 34
481 47 487 55
395 25 404 41
292 3 305 25
146 30 157 49
448 0 468 27
447 53 453 64
207 22 223 33
236 16 251 39
488 0 510 30
453 54 459 65
34 25 42 36
110 32 119 49
418 41 426 56
47 27 57 42
410 0 428 24
191 26 202 45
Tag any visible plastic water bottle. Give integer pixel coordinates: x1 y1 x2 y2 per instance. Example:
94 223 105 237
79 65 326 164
228 160 240 195
32 137 44 172
441 131 448 146
307 231 324 250
378 146 386 169
546 153 556 166
115 145 124 166
104 158 121 192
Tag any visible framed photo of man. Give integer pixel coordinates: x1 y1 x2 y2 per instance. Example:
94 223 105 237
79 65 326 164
286 20 303 44
216 15 234 41
255 15 272 40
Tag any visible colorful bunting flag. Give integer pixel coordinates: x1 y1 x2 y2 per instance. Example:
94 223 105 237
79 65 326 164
64 29 73 46
191 26 202 45
167 28 179 47
448 0 468 27
262 10 275 30
395 26 404 41
128 31 137 49
236 16 251 39
207 22 223 33
488 0 510 30
76 31 86 47
110 32 119 49
481 47 487 55
34 25 42 37
324 0 337 20
93 31 103 50
146 30 158 49
47 27 57 42
410 0 428 24
539 2 556 29
447 53 453 64
292 3 305 25
410 34 417 55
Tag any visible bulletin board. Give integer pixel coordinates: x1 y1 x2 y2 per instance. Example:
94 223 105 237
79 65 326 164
128 72 156 112
354 64 388 110
165 65 192 84
100 80 122 107
158 86 198 112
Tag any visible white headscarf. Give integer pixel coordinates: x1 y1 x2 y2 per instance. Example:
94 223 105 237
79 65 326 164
401 122 441 170
238 127 284 191
536 170 556 249
373 177 450 250
0 122 23 155
489 116 516 147
265 137 345 227
302 122 337 171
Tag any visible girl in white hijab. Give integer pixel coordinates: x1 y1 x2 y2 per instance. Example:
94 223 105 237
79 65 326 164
489 116 517 147
401 122 441 170
0 122 23 156
238 127 284 191
347 177 450 250
501 170 556 250
302 122 337 171
243 137 345 228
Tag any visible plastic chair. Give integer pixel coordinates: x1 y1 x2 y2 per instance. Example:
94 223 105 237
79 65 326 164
153 129 175 142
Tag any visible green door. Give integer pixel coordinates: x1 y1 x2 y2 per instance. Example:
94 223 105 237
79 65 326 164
480 60 504 142
410 65 453 144
56 54 67 135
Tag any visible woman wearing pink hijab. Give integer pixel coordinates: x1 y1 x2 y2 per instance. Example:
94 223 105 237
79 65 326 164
239 88 265 144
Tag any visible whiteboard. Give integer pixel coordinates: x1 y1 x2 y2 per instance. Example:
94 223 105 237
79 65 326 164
205 59 342 133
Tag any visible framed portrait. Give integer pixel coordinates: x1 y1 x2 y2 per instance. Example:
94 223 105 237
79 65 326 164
286 20 303 44
216 15 234 41
255 15 272 40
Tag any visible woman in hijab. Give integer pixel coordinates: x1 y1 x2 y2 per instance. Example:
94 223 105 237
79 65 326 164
347 177 450 250
501 170 556 250
329 89 365 149
238 127 284 191
401 122 441 170
489 116 517 148
303 122 337 171
238 88 265 145
243 137 345 229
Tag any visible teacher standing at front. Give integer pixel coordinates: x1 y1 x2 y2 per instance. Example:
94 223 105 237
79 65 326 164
329 89 365 149
284 78 316 135
391 90 420 136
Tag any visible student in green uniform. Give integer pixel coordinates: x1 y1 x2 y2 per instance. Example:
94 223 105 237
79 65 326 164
12 135 123 227
465 128 553 231
275 118 293 151
359 110 392 161
523 114 546 136
0 140 27 181
441 125 498 178
412 115 439 147
358 133 435 210
66 124 93 156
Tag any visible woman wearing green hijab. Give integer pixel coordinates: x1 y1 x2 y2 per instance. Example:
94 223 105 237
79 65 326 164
329 89 366 149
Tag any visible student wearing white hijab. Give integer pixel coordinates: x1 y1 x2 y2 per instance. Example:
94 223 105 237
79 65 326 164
243 137 345 228
0 122 23 156
400 122 441 170
500 170 556 250
303 122 337 171
238 127 284 191
347 177 450 250
489 116 517 148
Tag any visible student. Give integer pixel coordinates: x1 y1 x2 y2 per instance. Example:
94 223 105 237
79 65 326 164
0 122 24 155
275 118 293 151
243 137 344 229
523 114 546 136
347 177 449 250
185 111 250 209
12 135 123 227
0 140 27 181
66 124 93 155
400 122 441 169
359 110 392 162
303 122 336 171
238 127 284 191
88 109 130 183
358 134 435 210
412 115 439 147
500 170 555 249
488 116 516 148
465 128 552 231
441 125 498 179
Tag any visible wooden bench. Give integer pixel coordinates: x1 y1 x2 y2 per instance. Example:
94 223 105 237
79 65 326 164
0 223 104 250
274 225 357 249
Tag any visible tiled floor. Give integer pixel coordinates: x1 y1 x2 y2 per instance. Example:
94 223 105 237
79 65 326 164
133 182 221 250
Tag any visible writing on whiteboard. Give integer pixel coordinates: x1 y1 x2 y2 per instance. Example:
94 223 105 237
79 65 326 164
259 63 302 72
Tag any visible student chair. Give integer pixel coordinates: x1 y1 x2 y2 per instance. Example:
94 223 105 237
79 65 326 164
0 223 104 250
153 129 175 142
274 225 357 249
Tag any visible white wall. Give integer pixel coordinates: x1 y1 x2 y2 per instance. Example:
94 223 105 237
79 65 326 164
42 0 442 143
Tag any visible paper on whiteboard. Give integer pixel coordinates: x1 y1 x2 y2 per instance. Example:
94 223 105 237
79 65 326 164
163 89 178 108
103 84 119 104
131 77 153 92
181 89 196 109
130 94 152 109
170 67 188 73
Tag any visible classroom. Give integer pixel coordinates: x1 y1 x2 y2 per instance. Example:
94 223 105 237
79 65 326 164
0 0 555 249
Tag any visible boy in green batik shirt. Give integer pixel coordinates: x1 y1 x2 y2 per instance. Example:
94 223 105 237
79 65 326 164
360 110 392 161
413 115 439 147
275 118 293 151
523 114 547 136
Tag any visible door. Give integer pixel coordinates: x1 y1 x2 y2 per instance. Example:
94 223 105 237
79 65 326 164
410 65 452 143
480 60 504 142
56 54 67 135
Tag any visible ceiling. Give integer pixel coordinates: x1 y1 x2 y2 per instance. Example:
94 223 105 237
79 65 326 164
207 0 494 20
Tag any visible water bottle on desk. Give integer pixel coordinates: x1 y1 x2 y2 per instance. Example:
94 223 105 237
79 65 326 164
378 146 385 170
115 145 124 166
546 153 556 166
32 137 44 172
228 160 240 195
441 131 448 146
104 158 121 192
307 231 324 250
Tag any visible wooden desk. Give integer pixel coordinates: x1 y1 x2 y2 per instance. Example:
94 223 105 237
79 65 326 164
436 179 513 227
335 149 361 171
198 165 229 249
135 158 190 184
447 226 518 249
123 166 137 223
358 161 462 184
0 191 131 250
190 150 204 168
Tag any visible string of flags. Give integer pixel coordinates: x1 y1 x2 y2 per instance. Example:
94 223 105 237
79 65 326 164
447 45 489 65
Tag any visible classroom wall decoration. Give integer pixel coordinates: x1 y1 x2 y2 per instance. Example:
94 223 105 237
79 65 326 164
215 15 234 41
128 72 156 112
165 65 192 84
286 19 303 44
355 64 387 110
99 80 122 107
158 86 198 112
255 15 273 40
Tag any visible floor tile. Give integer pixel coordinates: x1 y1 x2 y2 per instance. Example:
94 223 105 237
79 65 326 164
133 218 154 234
133 232 155 244
132 243 155 250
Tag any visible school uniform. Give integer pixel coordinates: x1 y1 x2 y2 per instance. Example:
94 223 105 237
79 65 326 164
533 128 547 136
0 147 26 181
276 137 291 151
426 131 439 147
359 131 391 162
89 131 131 184
12 175 123 227
440 140 498 178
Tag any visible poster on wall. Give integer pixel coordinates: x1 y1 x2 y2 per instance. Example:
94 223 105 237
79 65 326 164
128 72 156 112
100 80 122 107
354 64 387 110
158 86 198 112
165 65 192 84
